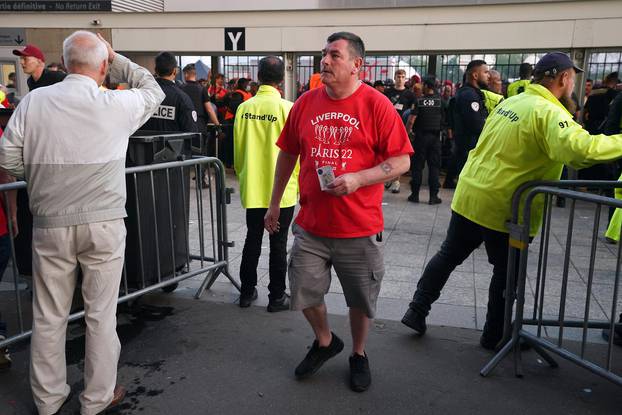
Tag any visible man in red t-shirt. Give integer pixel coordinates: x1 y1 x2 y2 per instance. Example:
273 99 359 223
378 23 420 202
264 32 412 392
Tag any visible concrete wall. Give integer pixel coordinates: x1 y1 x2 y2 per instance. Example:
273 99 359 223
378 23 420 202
0 1 619 53
162 0 573 12
24 28 112 66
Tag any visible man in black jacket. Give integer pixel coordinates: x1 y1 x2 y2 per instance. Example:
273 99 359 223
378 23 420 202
140 52 198 133
450 60 490 184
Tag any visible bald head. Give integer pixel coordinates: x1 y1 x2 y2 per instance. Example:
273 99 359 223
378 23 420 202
63 31 107 74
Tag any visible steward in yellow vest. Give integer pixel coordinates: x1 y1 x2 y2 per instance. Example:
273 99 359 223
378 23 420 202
233 56 299 310
403 52 622 350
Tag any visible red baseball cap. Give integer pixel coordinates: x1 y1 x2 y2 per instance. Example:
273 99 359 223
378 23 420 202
12 44 45 62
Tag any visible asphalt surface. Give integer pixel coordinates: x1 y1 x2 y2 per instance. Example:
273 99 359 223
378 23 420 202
1 293 621 415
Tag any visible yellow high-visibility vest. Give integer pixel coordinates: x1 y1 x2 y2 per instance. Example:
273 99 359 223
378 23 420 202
453 83 622 236
234 85 299 209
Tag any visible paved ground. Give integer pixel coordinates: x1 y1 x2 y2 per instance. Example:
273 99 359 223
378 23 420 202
187 172 622 343
1 172 621 414
1 295 621 415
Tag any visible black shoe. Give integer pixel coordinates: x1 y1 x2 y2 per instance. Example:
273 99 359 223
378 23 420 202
401 308 427 335
238 288 258 308
407 194 419 203
294 332 344 379
479 334 500 350
480 333 532 352
0 335 11 372
602 328 622 346
267 293 290 313
429 196 442 205
349 352 371 392
389 181 401 194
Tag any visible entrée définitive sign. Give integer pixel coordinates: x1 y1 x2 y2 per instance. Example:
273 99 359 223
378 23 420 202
0 1 111 11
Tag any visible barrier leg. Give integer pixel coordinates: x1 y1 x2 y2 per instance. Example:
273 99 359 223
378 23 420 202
513 337 524 378
220 268 240 291
194 266 240 299
529 341 559 368
195 269 218 299
480 337 515 377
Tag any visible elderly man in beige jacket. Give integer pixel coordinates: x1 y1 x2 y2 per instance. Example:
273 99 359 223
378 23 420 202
0 31 164 415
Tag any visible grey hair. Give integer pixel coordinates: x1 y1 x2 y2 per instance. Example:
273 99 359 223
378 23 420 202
62 30 107 72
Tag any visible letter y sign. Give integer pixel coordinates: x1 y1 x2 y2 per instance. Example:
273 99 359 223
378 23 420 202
225 27 245 51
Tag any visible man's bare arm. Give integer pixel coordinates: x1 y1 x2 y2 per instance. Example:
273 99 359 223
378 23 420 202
204 102 220 125
264 150 298 233
406 114 417 133
326 154 410 196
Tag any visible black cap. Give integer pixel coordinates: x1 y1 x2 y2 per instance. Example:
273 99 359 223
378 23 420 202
534 52 583 77
373 80 385 87
422 76 436 88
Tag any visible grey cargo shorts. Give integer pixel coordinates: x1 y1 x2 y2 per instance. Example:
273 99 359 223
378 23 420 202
288 223 385 318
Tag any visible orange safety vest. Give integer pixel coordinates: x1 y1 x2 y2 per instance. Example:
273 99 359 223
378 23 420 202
225 89 252 120
309 73 323 90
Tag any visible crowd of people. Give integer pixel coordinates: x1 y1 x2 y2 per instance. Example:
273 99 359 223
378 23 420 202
362 64 622 204
1 29 622 415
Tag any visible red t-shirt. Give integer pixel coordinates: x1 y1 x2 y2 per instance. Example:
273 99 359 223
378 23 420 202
277 83 413 238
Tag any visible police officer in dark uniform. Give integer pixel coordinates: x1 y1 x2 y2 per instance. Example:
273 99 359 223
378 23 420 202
406 76 443 204
180 63 221 154
448 60 489 186
140 52 198 133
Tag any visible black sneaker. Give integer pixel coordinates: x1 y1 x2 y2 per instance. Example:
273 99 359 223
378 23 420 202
602 328 622 346
295 332 344 379
267 293 290 313
407 194 419 203
238 288 258 308
349 352 371 392
429 196 442 205
480 331 532 352
401 308 427 335
389 181 400 194
479 333 500 351
0 336 11 371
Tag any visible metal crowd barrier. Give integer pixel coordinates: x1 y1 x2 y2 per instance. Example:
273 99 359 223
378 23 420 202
191 124 222 159
481 180 622 386
0 156 237 349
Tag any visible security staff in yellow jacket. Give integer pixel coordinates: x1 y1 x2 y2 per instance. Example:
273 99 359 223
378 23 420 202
506 62 533 97
233 56 299 311
402 52 622 350
482 89 504 114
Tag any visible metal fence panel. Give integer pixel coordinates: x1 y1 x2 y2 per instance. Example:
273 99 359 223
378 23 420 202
0 157 236 349
481 180 622 386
